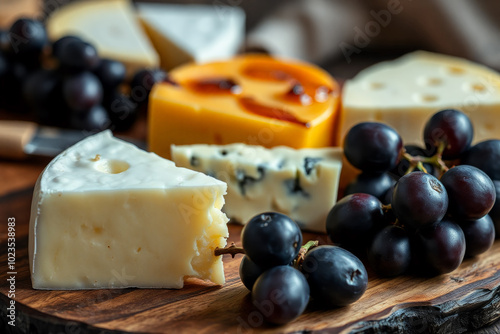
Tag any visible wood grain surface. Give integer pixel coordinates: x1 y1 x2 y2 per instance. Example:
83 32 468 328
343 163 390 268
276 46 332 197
0 182 499 334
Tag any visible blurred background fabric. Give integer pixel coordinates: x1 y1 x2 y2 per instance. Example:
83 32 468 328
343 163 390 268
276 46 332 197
7 0 500 78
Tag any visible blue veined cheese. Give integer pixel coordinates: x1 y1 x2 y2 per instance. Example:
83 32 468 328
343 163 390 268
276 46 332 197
29 131 228 290
171 144 343 232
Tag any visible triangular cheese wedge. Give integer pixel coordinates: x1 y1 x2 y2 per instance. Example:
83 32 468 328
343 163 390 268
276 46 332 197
46 0 159 76
138 3 245 70
340 51 500 145
171 143 343 232
29 131 228 289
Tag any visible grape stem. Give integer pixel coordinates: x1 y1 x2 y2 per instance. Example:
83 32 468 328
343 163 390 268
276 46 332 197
214 242 246 258
293 240 319 269
402 141 449 176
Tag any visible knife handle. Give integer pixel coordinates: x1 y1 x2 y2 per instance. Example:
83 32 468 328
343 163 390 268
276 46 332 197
0 121 37 159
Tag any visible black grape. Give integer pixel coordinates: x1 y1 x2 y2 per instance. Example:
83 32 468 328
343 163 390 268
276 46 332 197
52 35 82 58
343 122 403 173
416 219 465 275
94 58 126 92
326 193 385 249
8 18 48 62
130 68 167 106
241 212 302 269
423 109 473 159
440 165 495 220
56 38 100 71
104 93 138 131
344 172 395 203
302 245 368 306
0 52 7 78
458 215 495 257
461 140 500 181
63 72 103 112
23 69 60 109
252 266 309 324
392 172 448 228
70 105 111 131
239 256 264 291
368 225 411 277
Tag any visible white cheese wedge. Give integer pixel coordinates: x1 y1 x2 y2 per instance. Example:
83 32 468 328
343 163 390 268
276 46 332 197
340 51 500 146
46 0 159 76
171 144 343 232
29 131 228 290
138 3 245 70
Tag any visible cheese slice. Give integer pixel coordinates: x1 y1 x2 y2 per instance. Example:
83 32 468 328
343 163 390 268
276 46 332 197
46 0 159 76
29 131 228 290
138 3 245 70
149 54 340 159
340 51 500 146
171 143 343 232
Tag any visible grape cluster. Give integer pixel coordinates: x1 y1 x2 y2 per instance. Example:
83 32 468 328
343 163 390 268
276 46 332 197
334 109 497 277
239 212 368 324
0 18 168 131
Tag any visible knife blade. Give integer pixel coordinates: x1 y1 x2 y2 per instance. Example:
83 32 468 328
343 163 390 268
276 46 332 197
0 121 146 159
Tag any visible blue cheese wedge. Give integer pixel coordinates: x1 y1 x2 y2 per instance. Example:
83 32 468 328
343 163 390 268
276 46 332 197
171 144 343 232
29 131 228 290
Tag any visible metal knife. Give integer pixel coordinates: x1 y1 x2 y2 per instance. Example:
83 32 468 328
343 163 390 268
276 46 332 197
0 121 146 159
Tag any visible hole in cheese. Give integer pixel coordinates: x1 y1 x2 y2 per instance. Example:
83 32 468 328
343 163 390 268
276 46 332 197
417 77 442 86
93 159 130 174
413 93 438 103
368 82 384 90
447 66 465 75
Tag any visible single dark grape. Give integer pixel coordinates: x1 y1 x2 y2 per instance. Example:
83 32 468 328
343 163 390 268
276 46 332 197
344 172 395 203
104 93 138 131
461 140 500 181
52 35 82 58
343 122 403 173
423 109 473 159
489 180 500 238
368 225 411 277
302 245 368 306
326 193 385 249
94 58 126 91
416 219 466 275
63 72 103 111
56 38 100 71
70 104 111 131
458 215 495 257
239 256 264 291
8 18 48 60
252 266 309 325
392 172 448 228
241 212 302 269
130 68 167 105
23 69 60 109
390 145 438 179
440 165 495 220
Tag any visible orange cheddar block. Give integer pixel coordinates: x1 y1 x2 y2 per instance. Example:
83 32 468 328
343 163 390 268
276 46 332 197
148 55 340 158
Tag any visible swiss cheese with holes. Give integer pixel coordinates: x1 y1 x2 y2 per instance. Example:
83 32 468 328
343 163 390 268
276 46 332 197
339 51 500 146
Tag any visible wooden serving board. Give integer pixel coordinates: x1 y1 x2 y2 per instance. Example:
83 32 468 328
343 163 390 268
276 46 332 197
1 186 500 333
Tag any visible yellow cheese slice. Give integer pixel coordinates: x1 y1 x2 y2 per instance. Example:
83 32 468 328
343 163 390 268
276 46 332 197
148 54 340 159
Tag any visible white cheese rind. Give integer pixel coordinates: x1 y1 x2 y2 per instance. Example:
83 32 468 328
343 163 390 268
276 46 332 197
340 51 500 146
171 144 343 232
29 131 228 290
